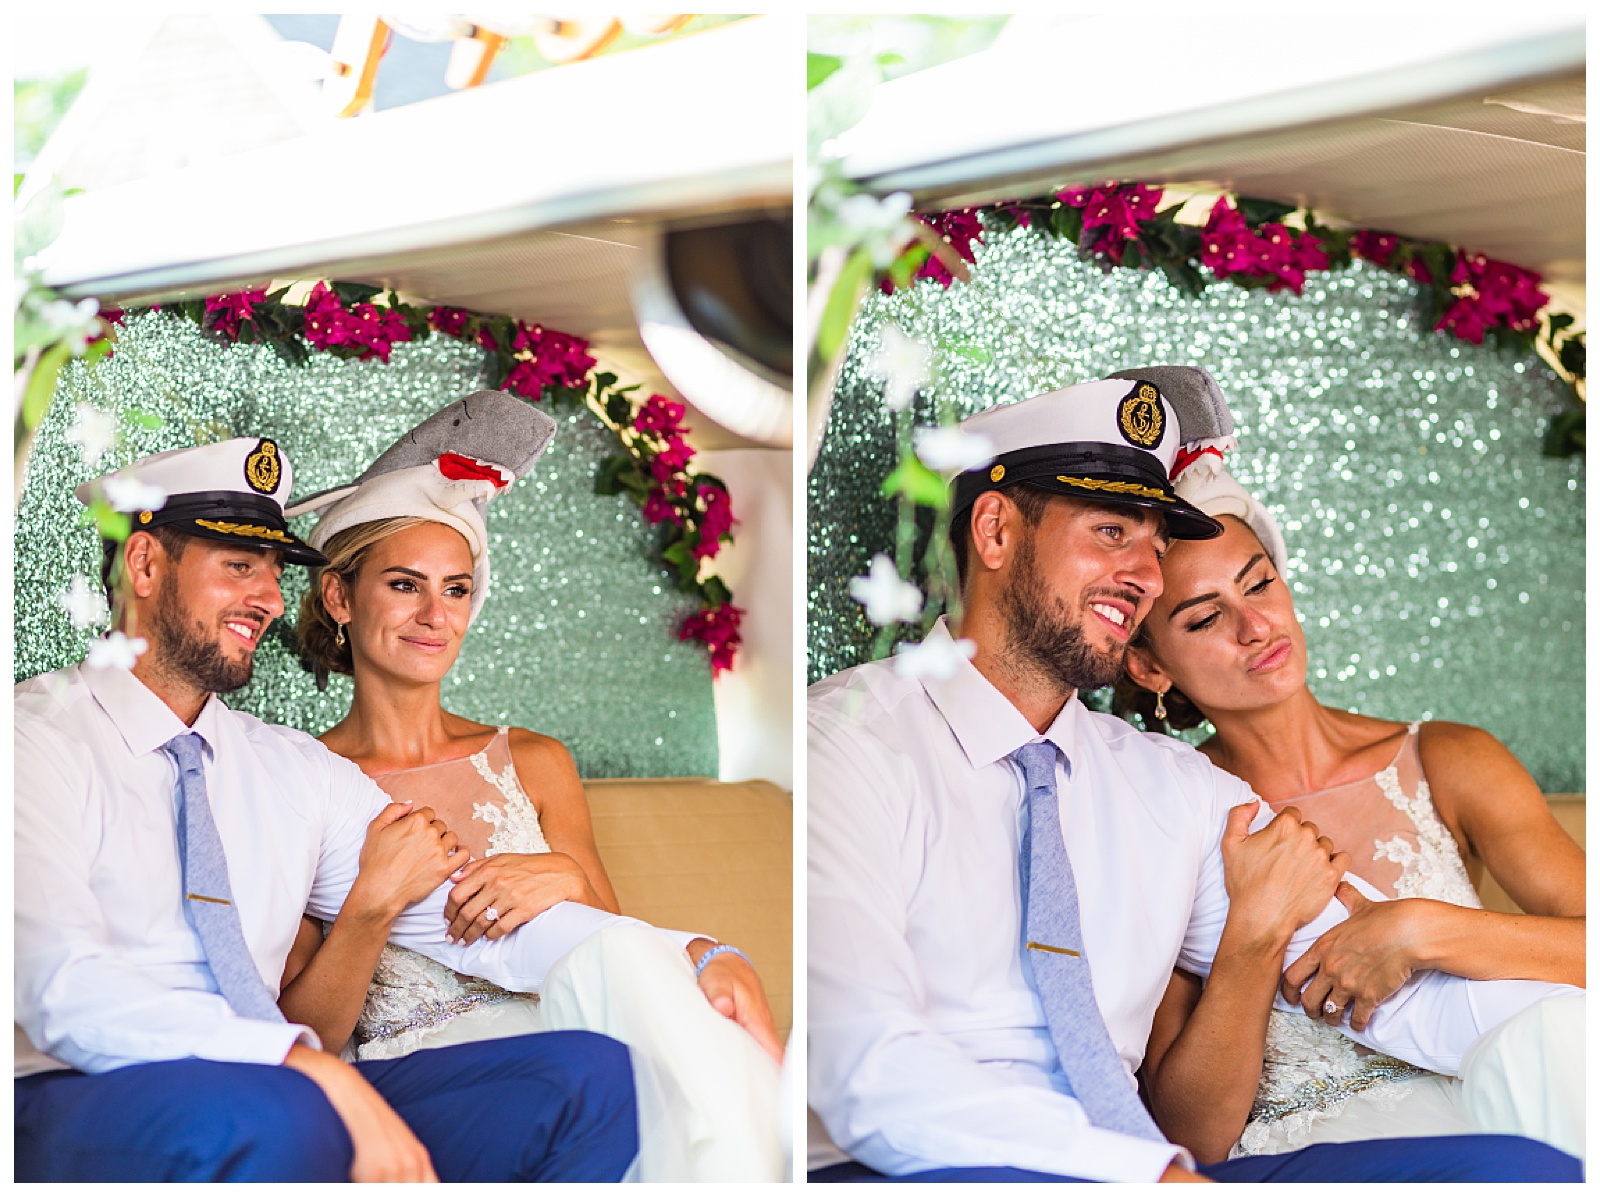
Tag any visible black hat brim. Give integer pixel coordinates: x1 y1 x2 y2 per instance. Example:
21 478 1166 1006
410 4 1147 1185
172 518 329 566
1030 475 1222 540
128 490 329 566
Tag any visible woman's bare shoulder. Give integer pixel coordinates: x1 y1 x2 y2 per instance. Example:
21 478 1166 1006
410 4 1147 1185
505 726 578 770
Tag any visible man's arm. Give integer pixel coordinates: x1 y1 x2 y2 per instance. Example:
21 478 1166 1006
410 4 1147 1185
807 723 1185 1183
14 731 315 1074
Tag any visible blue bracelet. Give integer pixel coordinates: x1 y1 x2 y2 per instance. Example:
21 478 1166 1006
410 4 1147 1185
694 942 751 976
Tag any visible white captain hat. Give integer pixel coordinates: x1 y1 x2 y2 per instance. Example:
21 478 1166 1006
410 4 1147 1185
75 436 328 565
952 369 1236 540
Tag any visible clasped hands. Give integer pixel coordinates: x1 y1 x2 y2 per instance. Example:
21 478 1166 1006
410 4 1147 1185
1223 800 1420 1032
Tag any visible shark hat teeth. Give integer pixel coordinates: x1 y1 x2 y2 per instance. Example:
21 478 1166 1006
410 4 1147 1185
951 376 1223 540
74 437 328 566
285 390 558 623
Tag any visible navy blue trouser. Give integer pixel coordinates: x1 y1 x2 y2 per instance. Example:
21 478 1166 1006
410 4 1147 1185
810 1135 1582 1183
15 1032 638 1183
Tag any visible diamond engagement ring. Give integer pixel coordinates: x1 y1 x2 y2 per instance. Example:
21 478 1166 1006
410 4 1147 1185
1323 999 1340 1016
483 906 501 924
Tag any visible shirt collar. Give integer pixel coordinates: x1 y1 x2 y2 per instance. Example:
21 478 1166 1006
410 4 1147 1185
919 616 1082 773
80 661 224 760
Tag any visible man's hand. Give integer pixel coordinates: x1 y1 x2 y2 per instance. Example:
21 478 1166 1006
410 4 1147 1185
1160 1162 1213 1181
444 852 605 945
1281 882 1426 1031
686 938 785 1064
284 1044 436 1182
1220 800 1349 949
346 802 463 925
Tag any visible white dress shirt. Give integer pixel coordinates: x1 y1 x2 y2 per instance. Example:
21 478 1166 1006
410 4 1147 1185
14 662 687 1077
807 619 1576 1181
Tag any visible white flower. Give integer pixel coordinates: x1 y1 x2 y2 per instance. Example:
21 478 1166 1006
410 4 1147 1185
849 554 923 627
869 323 931 414
57 573 110 629
892 635 977 681
836 190 914 266
913 426 995 474
42 296 102 354
86 631 147 671
65 403 118 467
104 476 168 513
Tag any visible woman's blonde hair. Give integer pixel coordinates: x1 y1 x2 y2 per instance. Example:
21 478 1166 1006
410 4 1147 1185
296 516 431 690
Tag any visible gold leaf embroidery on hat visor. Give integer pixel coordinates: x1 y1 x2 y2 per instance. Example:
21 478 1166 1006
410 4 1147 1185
1056 475 1169 502
193 519 295 543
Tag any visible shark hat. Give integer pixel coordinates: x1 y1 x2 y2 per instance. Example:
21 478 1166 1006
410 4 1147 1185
285 390 558 621
75 436 328 565
950 366 1242 540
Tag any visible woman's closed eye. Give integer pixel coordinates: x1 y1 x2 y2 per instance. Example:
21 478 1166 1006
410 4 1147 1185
1246 574 1277 595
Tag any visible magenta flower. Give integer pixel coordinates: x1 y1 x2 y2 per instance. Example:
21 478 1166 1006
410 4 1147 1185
204 288 268 341
430 306 471 337
635 394 687 436
642 489 680 525
1351 231 1400 267
678 603 745 676
654 434 695 474
693 483 735 560
504 357 552 401
911 209 984 288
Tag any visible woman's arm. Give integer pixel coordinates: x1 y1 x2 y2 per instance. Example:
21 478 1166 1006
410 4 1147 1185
1279 723 1583 1026
443 731 621 944
1142 801 1350 1162
279 801 464 1052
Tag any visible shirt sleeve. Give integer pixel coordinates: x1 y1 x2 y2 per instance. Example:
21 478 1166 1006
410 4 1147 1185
13 725 315 1074
301 747 703 992
807 719 1183 1183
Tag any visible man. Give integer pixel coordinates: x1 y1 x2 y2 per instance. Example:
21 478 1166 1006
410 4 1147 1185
807 373 1579 1182
14 437 752 1181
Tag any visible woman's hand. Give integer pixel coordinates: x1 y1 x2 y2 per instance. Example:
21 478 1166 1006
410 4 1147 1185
346 801 464 925
444 852 604 944
1220 800 1350 949
688 939 785 1064
1281 882 1428 1031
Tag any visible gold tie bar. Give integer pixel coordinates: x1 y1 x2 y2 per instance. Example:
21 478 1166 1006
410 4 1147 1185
1026 940 1080 957
186 893 232 906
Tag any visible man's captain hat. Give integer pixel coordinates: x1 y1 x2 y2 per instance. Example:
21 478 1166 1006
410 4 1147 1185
952 367 1240 541
75 437 328 565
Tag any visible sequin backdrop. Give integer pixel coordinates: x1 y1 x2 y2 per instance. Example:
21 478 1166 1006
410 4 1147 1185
808 230 1585 792
17 312 717 779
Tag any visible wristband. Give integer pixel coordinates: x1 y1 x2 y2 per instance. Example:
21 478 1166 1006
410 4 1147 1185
694 942 752 976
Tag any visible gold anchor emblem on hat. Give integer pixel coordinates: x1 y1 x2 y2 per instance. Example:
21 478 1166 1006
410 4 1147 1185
990 464 1006 482
245 439 281 495
1117 382 1164 449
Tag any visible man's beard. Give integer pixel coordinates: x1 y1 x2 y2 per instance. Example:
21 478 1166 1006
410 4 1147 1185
147 573 257 696
999 531 1129 694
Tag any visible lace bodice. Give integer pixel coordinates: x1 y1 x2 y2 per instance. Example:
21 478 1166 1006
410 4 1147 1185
351 727 553 1060
1234 722 1483 1156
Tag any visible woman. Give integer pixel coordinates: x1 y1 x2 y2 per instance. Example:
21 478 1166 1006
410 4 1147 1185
276 398 785 1182
1115 463 1584 1161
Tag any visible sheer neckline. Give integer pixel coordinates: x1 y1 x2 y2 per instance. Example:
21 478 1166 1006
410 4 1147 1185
370 727 506 779
1268 723 1418 803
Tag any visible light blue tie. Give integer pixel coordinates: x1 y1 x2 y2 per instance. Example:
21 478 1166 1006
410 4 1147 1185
1013 740 1165 1142
164 733 285 1023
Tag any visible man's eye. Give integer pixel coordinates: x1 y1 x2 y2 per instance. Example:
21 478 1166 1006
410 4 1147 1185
1098 525 1123 539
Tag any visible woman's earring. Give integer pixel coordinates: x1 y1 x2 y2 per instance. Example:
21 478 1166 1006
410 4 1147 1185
335 622 346 648
1154 690 1168 723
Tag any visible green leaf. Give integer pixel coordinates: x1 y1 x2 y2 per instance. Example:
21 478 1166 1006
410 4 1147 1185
593 371 618 391
1543 404 1585 457
700 575 732 607
594 453 632 496
1545 313 1576 338
815 246 873 364
662 540 692 567
330 281 383 305
690 472 729 493
807 52 843 90
20 340 72 430
605 394 632 425
881 452 948 507
1121 241 1144 269
1558 334 1585 378
1235 196 1298 227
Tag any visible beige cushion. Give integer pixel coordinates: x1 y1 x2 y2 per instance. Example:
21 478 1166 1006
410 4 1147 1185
1477 795 1585 915
583 778 793 1043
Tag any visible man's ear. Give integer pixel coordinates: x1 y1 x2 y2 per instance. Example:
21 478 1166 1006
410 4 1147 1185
321 569 352 625
1122 641 1173 695
969 490 1016 574
120 531 165 601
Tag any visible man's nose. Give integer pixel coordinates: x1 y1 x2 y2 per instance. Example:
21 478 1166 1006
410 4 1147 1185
1119 538 1165 600
253 576 285 619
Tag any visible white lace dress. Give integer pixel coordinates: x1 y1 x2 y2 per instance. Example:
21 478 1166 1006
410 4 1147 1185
1231 722 1573 1157
352 728 785 1181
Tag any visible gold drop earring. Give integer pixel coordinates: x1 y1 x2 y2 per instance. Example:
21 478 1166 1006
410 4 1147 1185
335 622 346 647
1154 690 1168 722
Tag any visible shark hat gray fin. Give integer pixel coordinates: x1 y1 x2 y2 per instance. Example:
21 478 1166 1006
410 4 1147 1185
286 389 558 621
951 375 1224 540
76 437 328 566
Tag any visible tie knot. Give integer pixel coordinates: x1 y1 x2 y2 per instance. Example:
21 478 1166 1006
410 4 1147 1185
164 732 207 772
1011 740 1058 791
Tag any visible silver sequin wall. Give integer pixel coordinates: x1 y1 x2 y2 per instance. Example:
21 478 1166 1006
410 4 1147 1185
17 311 717 779
808 228 1584 792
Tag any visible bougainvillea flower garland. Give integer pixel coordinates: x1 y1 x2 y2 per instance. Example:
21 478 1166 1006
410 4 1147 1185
880 179 1583 455
99 282 742 673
